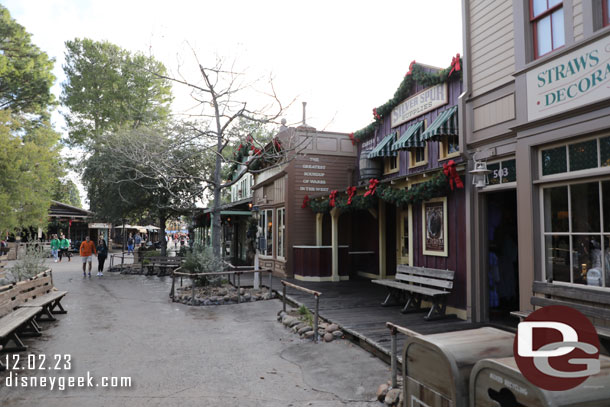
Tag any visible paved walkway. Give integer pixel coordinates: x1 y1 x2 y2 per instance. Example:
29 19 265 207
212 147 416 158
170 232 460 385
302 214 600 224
0 258 389 406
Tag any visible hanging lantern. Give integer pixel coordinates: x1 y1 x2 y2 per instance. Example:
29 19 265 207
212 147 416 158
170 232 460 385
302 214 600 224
470 161 491 188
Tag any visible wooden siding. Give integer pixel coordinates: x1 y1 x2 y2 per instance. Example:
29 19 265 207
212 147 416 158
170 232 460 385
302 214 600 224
573 0 584 42
469 0 515 96
411 188 467 310
274 177 285 203
357 75 463 183
473 93 516 131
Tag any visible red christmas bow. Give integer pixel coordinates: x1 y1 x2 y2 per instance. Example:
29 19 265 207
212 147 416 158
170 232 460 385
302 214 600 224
273 139 282 150
237 144 243 152
449 53 461 76
373 108 381 121
442 160 464 191
329 190 338 207
348 132 356 145
301 195 309 209
346 186 357 205
364 178 379 197
406 60 416 76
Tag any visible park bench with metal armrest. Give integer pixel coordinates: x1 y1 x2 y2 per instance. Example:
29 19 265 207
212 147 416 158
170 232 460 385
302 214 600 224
372 264 455 320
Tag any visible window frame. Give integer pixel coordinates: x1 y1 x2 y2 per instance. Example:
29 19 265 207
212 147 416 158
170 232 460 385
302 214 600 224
396 206 413 265
409 144 429 168
530 0 565 59
538 133 610 180
259 209 274 257
383 155 400 175
439 135 460 161
276 207 286 260
604 0 610 27
540 177 610 289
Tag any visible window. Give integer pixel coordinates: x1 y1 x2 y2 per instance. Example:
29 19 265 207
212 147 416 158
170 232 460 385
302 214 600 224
277 208 285 259
409 145 428 168
540 135 610 177
439 135 460 159
397 207 412 265
259 209 273 256
383 156 399 174
487 159 517 186
531 0 565 58
605 0 610 27
542 180 610 288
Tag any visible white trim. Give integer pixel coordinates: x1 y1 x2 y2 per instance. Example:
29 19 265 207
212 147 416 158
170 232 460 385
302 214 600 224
294 275 350 282
396 206 413 266
422 197 449 257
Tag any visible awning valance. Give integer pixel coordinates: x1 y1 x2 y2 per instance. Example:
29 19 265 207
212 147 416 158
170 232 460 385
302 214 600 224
391 121 425 151
420 105 458 141
367 132 397 158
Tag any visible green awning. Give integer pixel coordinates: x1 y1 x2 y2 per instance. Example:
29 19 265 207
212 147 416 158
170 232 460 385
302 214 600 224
391 121 425 151
368 132 397 158
420 105 458 141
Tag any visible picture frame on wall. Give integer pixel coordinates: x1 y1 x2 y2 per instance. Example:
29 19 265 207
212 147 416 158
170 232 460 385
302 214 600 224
422 197 448 257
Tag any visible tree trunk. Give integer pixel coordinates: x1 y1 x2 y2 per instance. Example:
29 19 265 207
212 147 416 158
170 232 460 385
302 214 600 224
159 212 167 257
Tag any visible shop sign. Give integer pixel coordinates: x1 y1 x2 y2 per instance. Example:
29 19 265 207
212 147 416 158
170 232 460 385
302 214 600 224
391 83 448 128
298 157 329 193
527 34 610 121
89 223 112 229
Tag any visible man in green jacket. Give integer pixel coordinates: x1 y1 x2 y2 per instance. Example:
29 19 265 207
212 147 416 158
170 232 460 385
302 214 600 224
58 234 71 262
50 234 60 263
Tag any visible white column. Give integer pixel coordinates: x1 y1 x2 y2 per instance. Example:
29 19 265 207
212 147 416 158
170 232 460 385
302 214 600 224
331 208 340 282
315 213 323 246
378 200 386 279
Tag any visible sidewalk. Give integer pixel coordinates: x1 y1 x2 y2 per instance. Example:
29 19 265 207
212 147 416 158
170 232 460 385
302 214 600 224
0 258 390 406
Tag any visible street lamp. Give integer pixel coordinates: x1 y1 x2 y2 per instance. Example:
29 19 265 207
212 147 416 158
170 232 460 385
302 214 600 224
470 160 491 188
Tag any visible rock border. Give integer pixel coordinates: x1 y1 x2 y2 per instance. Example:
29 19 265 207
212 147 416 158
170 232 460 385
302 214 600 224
277 309 344 343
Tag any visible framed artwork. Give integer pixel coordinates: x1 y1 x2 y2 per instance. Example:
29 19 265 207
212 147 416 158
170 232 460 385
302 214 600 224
422 197 448 257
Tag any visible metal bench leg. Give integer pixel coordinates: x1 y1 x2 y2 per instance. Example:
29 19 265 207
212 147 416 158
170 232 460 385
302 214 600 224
424 297 448 321
50 299 67 314
2 332 27 352
401 294 423 314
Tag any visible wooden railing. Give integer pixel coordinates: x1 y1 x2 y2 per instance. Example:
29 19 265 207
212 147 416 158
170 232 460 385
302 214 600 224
280 280 322 343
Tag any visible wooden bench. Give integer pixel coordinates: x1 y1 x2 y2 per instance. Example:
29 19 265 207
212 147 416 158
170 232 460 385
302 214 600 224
0 270 68 371
372 265 455 320
511 281 610 340
141 256 182 276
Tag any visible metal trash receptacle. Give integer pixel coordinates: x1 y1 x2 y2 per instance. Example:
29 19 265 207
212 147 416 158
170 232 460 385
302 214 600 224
402 327 515 407
469 356 610 406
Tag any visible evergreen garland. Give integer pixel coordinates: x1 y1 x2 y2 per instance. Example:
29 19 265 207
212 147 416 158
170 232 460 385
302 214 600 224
304 172 450 214
353 60 462 143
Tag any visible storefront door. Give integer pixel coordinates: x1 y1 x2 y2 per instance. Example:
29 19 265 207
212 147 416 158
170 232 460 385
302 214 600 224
396 206 413 265
486 190 519 325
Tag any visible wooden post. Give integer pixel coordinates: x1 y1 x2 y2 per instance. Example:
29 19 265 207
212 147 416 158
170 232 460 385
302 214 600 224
315 213 323 246
378 199 387 279
330 208 339 282
268 270 272 294
314 295 319 343
390 326 397 388
282 285 286 312
191 274 196 305
237 273 241 304
170 273 176 301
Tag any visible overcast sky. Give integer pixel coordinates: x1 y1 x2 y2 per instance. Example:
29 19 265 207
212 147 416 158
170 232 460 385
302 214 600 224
4 0 463 205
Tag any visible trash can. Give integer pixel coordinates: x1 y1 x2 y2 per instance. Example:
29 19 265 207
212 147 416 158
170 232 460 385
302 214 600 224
469 356 610 406
403 327 515 407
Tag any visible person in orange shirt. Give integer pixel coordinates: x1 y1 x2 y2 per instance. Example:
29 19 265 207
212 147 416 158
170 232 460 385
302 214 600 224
80 236 97 278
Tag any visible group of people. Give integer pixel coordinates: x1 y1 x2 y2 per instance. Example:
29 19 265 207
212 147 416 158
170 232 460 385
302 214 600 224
78 236 108 277
49 234 72 262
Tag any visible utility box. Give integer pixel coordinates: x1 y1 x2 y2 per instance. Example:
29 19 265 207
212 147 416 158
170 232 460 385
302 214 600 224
402 327 515 407
469 356 610 406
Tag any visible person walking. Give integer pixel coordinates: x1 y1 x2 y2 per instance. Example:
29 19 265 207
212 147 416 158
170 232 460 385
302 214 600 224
58 234 71 262
96 238 108 277
79 236 97 277
127 233 134 254
50 234 60 262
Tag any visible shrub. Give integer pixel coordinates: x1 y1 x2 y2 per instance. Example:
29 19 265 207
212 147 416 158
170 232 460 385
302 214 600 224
181 244 224 286
298 304 314 327
12 244 48 281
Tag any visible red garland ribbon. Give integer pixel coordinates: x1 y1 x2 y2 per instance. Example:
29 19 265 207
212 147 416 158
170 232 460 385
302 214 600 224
442 160 464 191
348 132 356 145
363 178 379 197
449 53 461 76
373 108 381 121
237 144 243 152
301 195 310 209
346 186 357 205
273 139 282 150
329 190 338 207
406 60 416 76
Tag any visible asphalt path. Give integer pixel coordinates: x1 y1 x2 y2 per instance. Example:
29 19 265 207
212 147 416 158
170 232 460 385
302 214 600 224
0 256 389 406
